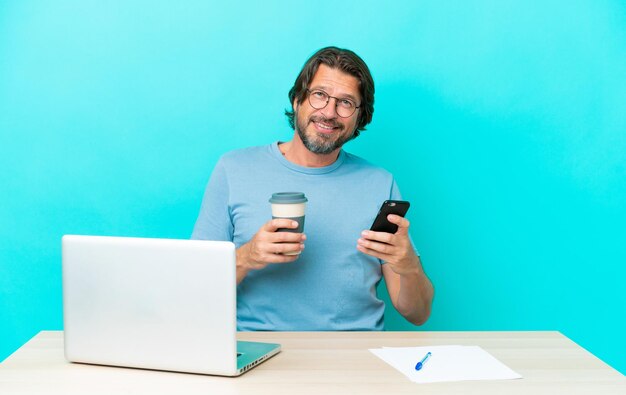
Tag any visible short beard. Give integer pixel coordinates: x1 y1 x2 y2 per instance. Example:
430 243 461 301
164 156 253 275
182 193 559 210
295 110 355 155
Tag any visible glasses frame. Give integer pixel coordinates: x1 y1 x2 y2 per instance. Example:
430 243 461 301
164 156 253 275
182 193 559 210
306 89 360 118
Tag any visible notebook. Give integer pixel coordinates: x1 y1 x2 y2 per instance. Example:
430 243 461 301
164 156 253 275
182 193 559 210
62 235 280 376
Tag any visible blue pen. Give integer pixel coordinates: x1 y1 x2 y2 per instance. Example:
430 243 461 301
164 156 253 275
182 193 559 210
415 352 432 371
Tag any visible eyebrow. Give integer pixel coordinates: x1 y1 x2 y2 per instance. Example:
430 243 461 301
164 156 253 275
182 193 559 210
310 85 359 103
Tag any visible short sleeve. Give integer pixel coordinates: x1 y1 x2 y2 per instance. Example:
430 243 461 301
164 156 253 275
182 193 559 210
191 159 234 241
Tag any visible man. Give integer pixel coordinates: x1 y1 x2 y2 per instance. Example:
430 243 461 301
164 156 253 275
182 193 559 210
192 46 433 331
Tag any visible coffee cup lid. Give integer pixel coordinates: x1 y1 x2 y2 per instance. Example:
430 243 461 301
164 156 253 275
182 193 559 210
269 192 308 204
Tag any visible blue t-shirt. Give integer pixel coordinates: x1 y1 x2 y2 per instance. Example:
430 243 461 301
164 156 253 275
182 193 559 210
192 142 406 331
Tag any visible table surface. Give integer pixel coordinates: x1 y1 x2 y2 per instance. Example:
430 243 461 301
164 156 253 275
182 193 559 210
1 331 624 394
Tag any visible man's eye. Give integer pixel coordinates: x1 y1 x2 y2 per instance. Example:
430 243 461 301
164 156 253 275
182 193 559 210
313 91 326 98
340 100 354 108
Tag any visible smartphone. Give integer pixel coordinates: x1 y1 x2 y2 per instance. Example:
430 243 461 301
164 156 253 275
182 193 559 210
370 200 410 234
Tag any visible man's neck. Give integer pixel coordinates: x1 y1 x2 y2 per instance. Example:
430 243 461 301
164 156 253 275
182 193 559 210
279 135 341 168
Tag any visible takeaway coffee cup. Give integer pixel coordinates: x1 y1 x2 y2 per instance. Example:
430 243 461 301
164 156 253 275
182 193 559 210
269 192 307 255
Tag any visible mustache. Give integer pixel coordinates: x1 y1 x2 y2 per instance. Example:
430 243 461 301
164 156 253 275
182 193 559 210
309 115 344 130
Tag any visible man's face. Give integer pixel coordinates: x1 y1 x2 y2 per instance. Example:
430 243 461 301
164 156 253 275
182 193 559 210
293 64 361 155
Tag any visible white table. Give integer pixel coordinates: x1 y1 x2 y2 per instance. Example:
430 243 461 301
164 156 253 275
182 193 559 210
1 331 624 394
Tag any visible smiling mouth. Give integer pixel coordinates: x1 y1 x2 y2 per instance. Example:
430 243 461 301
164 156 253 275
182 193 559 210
310 117 342 132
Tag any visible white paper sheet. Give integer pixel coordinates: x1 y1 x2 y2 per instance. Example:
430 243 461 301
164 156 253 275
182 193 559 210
369 345 522 383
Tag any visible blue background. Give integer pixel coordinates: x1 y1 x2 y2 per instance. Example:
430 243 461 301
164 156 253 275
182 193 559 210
1 1 625 374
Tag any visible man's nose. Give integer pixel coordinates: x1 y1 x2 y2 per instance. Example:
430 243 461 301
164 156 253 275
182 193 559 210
319 98 338 118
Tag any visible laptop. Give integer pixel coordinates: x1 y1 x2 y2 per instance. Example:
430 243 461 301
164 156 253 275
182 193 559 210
62 235 280 376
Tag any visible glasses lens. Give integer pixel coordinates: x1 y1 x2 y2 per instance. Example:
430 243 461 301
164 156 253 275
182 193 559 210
308 90 328 109
336 102 356 118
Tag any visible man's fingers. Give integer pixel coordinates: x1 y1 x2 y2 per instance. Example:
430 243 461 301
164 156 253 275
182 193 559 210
267 231 306 243
356 243 392 262
360 229 394 244
258 242 304 260
387 214 409 227
265 251 302 263
387 214 410 235
264 218 300 232
271 242 305 255
357 237 395 255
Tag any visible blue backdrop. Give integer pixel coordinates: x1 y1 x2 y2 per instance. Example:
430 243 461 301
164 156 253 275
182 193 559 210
1 1 625 374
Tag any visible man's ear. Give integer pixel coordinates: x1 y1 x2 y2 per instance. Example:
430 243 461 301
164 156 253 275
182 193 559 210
292 98 299 112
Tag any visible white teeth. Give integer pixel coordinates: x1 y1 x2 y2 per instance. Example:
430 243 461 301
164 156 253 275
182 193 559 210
315 122 334 130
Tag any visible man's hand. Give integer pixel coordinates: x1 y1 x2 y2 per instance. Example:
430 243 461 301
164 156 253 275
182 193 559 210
357 214 419 274
357 214 433 326
236 219 306 283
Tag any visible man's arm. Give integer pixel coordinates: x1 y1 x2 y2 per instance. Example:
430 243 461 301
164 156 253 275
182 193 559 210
357 214 434 325
381 255 433 325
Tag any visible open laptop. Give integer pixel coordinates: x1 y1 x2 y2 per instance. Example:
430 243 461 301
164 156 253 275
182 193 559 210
62 235 280 376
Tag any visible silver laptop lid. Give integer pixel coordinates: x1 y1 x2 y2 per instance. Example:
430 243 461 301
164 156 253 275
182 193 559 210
62 235 238 375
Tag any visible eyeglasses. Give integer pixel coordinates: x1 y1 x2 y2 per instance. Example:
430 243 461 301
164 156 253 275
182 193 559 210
306 89 360 118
